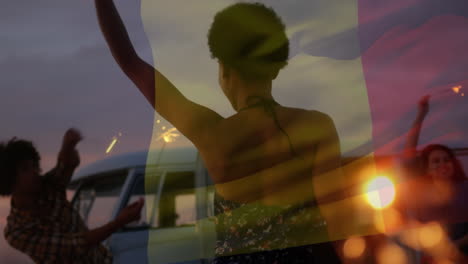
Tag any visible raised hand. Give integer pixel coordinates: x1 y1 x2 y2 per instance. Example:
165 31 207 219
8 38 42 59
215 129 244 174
62 128 83 148
417 95 430 118
404 95 431 158
115 198 144 225
59 128 83 169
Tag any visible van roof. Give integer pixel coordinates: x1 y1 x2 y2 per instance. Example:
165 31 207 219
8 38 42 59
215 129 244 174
71 147 198 182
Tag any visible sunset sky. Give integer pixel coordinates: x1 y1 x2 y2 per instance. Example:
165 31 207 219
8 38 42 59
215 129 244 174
1 0 467 262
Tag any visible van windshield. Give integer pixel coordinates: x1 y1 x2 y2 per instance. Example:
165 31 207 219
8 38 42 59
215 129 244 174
125 170 197 229
73 171 128 229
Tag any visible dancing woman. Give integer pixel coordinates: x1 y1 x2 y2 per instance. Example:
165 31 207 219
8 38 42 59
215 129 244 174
402 95 468 260
95 1 343 263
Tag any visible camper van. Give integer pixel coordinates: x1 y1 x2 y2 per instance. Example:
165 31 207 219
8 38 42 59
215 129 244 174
69 147 216 264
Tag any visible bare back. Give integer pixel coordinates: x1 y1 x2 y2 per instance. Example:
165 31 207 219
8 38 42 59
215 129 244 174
197 106 341 206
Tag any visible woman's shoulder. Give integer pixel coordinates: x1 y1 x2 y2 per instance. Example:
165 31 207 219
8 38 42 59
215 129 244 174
277 106 334 124
305 109 334 124
296 109 337 134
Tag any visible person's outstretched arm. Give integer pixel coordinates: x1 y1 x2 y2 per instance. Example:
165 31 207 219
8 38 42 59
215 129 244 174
44 128 82 188
403 95 430 159
5 199 144 260
83 198 144 246
94 0 222 145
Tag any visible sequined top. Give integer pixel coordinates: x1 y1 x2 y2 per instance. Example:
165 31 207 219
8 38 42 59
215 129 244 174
212 96 340 263
213 193 332 262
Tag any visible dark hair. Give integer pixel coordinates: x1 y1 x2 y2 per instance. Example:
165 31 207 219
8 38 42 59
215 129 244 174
0 138 40 196
420 144 466 182
208 2 289 80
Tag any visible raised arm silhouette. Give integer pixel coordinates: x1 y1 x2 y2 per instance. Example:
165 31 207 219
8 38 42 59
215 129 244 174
95 1 343 263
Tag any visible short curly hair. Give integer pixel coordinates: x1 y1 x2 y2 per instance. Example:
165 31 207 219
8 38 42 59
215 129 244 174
0 139 40 196
208 2 289 80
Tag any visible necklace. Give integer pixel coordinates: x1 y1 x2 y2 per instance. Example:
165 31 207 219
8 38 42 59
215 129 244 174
239 95 298 157
239 95 279 113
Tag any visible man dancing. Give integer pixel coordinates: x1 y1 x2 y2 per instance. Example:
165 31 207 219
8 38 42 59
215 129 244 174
1 128 144 263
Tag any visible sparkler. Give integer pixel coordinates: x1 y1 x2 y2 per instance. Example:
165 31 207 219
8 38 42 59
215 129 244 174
105 132 123 154
433 85 463 96
452 85 461 94
155 127 179 143
105 138 118 154
154 118 180 143
153 124 180 166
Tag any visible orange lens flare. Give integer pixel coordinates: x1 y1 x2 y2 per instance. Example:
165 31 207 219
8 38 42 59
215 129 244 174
365 176 396 209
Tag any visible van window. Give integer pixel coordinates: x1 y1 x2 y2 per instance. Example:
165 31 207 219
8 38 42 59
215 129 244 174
124 170 196 229
124 170 162 228
73 171 127 229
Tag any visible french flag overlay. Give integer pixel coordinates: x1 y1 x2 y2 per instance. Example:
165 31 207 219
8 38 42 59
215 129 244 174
359 0 468 155
140 0 468 262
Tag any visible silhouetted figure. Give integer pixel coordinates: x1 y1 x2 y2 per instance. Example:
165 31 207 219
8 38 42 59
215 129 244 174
401 96 468 260
1 128 144 264
95 1 343 263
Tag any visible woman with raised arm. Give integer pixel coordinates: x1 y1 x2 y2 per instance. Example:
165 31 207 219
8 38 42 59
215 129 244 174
401 95 468 261
95 1 343 263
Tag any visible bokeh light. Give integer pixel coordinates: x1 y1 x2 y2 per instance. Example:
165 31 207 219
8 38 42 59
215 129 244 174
418 222 444 249
365 176 396 209
377 243 408 264
343 236 366 259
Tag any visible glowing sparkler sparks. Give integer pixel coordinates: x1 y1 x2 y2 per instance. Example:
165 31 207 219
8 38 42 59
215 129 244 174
155 128 179 143
106 137 118 154
452 85 461 94
105 132 123 154
449 85 465 97
434 85 463 96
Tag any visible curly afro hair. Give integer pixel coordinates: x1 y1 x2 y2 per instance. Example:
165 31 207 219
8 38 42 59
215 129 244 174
208 2 289 80
0 138 40 196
